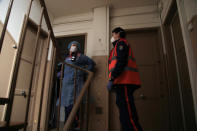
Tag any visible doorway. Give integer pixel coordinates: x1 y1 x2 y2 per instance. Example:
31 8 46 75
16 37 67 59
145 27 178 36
56 35 86 62
48 34 86 131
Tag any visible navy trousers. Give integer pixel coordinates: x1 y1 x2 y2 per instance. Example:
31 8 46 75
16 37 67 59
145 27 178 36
115 85 143 131
64 105 73 122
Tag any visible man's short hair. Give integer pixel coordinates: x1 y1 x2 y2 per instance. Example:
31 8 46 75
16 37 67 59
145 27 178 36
112 27 126 38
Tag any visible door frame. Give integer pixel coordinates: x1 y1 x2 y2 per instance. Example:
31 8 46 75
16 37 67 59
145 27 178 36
56 33 88 55
163 0 197 129
175 0 197 122
163 5 187 129
44 34 88 129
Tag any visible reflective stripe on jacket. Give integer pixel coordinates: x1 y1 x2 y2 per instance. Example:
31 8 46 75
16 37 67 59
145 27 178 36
108 38 141 85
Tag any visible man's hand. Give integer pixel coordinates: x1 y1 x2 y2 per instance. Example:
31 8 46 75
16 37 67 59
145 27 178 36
107 81 113 91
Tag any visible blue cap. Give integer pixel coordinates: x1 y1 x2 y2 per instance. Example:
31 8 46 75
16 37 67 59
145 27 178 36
67 41 81 50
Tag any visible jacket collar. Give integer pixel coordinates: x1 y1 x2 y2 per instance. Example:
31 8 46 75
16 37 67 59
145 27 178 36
112 39 120 47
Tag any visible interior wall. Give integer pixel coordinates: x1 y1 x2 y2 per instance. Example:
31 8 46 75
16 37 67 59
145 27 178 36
53 5 160 56
88 6 109 131
110 5 160 30
53 12 93 57
110 5 160 50
0 21 17 121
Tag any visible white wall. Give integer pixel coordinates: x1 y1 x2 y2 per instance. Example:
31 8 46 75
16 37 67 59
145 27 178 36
53 5 160 57
110 5 160 30
53 12 94 56
110 5 160 50
92 6 109 56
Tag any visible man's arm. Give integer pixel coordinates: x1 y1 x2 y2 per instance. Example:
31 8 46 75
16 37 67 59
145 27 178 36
111 41 129 80
83 55 96 71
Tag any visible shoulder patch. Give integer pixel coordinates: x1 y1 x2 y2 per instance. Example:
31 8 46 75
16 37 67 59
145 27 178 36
119 45 124 50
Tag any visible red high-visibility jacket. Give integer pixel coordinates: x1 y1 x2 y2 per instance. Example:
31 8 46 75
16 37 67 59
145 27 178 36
108 38 141 85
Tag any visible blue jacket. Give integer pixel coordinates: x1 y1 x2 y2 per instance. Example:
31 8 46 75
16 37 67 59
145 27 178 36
57 53 95 107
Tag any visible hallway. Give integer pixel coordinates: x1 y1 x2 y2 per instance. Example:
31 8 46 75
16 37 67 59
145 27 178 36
0 0 197 131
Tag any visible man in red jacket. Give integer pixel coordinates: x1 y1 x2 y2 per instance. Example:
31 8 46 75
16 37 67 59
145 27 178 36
107 27 143 131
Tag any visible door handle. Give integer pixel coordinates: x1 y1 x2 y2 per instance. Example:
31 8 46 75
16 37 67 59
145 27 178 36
15 91 27 98
21 91 27 98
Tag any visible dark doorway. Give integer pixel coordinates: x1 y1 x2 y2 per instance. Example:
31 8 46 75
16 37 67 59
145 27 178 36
56 35 86 62
48 34 86 130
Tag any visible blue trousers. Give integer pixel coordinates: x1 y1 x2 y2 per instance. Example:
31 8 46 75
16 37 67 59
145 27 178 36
64 105 73 122
64 105 79 128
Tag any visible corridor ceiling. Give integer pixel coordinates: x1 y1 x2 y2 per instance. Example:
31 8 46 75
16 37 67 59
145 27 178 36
46 0 157 18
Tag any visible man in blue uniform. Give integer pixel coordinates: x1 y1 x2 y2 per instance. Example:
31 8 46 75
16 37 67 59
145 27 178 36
107 27 143 131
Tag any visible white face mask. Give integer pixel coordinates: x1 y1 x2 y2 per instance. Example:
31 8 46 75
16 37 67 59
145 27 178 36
111 37 116 43
70 46 77 52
